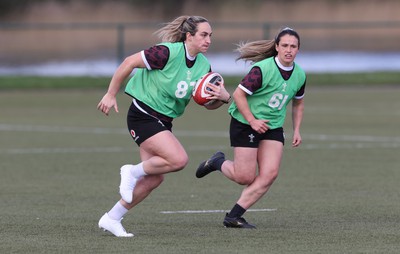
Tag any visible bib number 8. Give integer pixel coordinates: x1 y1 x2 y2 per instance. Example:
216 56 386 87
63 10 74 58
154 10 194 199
175 81 196 98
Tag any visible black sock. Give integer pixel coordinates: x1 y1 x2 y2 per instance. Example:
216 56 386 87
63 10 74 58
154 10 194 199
227 204 246 218
214 157 224 171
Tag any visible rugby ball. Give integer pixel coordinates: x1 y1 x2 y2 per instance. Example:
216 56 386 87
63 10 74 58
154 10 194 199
192 72 224 106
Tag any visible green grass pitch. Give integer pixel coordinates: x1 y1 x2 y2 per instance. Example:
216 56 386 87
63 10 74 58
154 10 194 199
1 83 400 253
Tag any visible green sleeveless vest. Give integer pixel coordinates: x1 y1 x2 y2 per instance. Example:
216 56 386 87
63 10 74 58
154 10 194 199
229 57 306 129
125 42 210 118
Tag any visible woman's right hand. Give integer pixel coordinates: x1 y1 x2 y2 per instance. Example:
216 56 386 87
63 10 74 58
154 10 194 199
97 93 119 116
249 119 269 134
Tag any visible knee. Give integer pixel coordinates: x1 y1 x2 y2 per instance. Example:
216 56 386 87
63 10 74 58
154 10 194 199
169 152 189 172
268 170 279 183
235 174 256 186
235 168 279 188
259 170 279 189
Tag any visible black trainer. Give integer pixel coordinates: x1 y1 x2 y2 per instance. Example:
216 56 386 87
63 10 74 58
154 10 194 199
223 213 256 229
195 151 225 178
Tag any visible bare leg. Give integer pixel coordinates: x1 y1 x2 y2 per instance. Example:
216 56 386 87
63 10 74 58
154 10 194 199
222 140 283 228
122 130 188 206
236 140 283 209
99 130 188 236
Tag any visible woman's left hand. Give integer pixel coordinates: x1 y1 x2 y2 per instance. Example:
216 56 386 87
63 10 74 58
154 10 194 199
292 132 302 147
205 81 231 103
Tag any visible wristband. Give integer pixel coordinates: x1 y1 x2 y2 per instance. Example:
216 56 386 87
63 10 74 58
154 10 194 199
222 95 231 104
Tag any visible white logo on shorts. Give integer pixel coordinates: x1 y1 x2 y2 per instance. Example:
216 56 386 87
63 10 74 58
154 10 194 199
130 129 139 141
248 134 255 143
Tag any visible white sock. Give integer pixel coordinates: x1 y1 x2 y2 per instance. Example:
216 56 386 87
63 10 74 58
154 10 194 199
107 201 128 221
131 162 147 179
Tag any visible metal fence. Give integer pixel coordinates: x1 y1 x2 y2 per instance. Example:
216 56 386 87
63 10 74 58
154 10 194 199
1 21 400 65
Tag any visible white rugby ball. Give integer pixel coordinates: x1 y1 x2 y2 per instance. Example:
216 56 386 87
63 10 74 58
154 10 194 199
192 72 224 106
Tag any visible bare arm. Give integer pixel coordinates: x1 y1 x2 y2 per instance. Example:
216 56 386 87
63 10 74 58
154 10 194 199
291 97 304 147
97 52 146 115
233 88 269 134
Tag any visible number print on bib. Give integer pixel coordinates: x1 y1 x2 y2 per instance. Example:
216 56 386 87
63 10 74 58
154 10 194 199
268 93 289 110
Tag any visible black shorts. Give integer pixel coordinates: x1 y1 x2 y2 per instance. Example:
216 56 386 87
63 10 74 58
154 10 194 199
229 117 285 148
127 99 173 146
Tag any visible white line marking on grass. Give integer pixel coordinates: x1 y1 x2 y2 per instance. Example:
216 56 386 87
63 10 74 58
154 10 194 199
160 208 277 214
0 124 229 137
0 123 127 135
301 142 400 150
0 146 232 155
1 124 399 151
1 123 399 143
303 133 400 143
2 147 125 154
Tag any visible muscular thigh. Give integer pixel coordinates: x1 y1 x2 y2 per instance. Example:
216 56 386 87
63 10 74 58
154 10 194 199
257 140 284 176
140 130 187 161
233 147 258 179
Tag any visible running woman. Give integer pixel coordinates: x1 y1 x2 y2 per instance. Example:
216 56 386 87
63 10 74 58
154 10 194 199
196 27 306 228
97 16 231 237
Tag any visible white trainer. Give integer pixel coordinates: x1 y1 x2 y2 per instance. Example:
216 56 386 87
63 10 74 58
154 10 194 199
98 213 134 237
119 164 137 203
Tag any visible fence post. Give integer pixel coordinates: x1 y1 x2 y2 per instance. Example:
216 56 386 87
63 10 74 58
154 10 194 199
262 23 270 39
117 24 125 64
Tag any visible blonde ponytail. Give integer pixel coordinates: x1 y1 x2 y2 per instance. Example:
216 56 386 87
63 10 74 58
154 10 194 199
155 16 209 43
